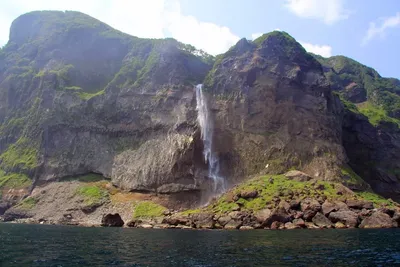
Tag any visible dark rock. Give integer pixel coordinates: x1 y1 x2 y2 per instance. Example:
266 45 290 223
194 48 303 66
393 210 400 223
3 209 32 222
289 199 301 210
239 190 258 199
377 207 395 217
266 207 292 226
329 210 359 228
191 212 215 229
0 202 10 215
101 213 124 227
284 171 312 182
126 220 136 227
303 210 317 222
312 212 333 228
359 212 396 228
346 199 374 210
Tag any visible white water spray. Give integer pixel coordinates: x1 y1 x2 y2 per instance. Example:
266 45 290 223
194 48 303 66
195 84 225 194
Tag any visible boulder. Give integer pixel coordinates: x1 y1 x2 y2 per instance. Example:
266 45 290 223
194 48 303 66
278 200 291 212
312 212 333 228
239 190 258 199
162 215 191 226
101 213 124 227
265 207 292 226
284 222 299 230
346 199 374 210
377 207 395 217
359 212 397 229
334 222 347 229
270 221 283 230
303 210 317 222
191 212 215 229
284 170 312 182
329 210 359 228
301 199 321 213
224 220 242 229
217 215 232 227
321 200 337 216
293 218 306 228
254 208 272 224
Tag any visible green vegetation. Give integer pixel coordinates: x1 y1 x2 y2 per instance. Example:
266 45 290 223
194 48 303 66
357 102 400 127
203 174 396 215
16 197 38 210
75 89 105 100
76 184 108 206
340 166 365 186
132 201 166 219
0 172 32 189
0 137 38 171
314 54 400 123
209 175 339 214
356 191 395 207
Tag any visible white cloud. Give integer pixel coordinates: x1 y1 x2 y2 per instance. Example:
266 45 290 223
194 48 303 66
0 0 239 55
363 12 400 45
285 0 349 25
300 41 332 57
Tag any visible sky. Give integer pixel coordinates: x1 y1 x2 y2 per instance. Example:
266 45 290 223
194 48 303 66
0 0 399 78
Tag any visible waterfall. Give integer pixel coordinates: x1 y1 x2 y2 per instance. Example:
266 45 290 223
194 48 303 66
195 84 225 194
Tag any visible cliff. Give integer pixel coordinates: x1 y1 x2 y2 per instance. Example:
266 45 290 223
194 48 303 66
1 11 400 226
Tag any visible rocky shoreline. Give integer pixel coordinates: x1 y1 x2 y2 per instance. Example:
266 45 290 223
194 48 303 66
3 197 399 231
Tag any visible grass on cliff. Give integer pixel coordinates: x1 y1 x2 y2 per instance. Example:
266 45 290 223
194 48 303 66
357 101 400 127
76 184 109 206
356 191 396 207
132 201 167 219
0 171 32 189
15 197 38 210
0 137 38 171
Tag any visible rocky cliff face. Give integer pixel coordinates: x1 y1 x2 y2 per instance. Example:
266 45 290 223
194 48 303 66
203 33 349 186
0 11 212 198
1 10 400 215
314 55 400 200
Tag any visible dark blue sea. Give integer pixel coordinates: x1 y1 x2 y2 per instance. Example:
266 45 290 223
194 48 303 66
1 223 400 266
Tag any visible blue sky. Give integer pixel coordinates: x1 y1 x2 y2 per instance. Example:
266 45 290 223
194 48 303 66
0 0 399 78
